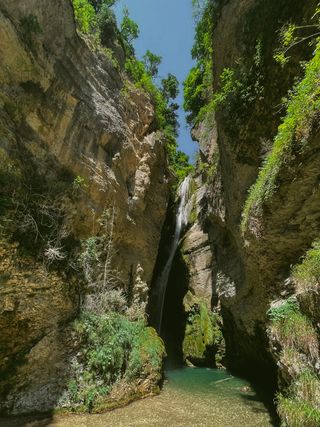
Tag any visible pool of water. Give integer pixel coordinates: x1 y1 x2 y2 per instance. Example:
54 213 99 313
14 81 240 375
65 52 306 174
1 368 278 427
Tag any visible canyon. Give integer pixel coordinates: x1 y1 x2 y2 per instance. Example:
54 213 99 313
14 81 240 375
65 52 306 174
1 0 320 425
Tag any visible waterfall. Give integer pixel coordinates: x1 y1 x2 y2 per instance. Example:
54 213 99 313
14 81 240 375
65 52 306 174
155 175 192 334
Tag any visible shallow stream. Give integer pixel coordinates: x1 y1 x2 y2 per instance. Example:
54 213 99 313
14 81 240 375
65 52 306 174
1 367 277 427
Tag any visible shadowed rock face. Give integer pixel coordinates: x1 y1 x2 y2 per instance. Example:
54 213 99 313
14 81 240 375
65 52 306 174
0 0 169 413
186 0 320 388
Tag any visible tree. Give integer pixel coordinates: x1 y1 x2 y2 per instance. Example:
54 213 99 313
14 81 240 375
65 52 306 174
89 0 118 13
143 50 162 77
164 103 180 137
97 3 118 47
183 66 205 124
161 73 179 101
72 0 96 34
120 7 139 56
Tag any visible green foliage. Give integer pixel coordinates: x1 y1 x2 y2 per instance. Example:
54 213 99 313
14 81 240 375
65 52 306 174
124 57 166 127
196 67 239 123
96 3 117 46
72 0 96 34
73 175 88 191
278 395 320 427
274 7 320 67
101 47 119 69
183 0 214 125
267 297 299 321
183 66 206 124
183 0 224 125
166 145 194 182
273 51 290 67
120 7 139 56
277 371 320 427
273 24 298 66
127 326 165 380
161 73 179 101
198 159 218 182
183 293 224 364
64 312 164 412
293 241 320 288
125 57 192 182
20 14 42 47
268 297 320 425
89 0 118 12
185 3 265 127
242 42 320 231
72 0 120 59
72 0 192 184
269 299 318 360
143 50 162 77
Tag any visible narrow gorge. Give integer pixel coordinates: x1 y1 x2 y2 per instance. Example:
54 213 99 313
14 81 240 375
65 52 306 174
1 0 320 426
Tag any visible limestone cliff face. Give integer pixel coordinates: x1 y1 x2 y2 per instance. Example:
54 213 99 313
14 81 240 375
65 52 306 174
0 0 169 413
189 0 320 387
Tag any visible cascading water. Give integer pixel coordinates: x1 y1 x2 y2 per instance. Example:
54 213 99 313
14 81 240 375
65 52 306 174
155 175 192 334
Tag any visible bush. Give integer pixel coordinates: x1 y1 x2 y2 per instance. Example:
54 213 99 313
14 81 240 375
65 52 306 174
62 312 165 412
267 297 299 321
120 7 139 56
183 66 206 125
268 298 320 425
143 50 162 77
196 67 239 123
269 300 318 361
97 4 118 46
183 294 224 365
72 0 97 34
89 0 118 13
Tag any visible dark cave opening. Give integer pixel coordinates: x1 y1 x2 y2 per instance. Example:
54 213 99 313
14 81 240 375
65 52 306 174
148 200 189 368
160 249 189 368
149 203 279 425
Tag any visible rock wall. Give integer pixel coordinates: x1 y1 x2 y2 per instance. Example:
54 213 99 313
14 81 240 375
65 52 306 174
0 0 169 413
189 0 320 388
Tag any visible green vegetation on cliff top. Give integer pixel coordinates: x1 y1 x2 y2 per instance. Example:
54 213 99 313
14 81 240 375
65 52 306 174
183 0 254 127
183 0 214 126
72 0 193 183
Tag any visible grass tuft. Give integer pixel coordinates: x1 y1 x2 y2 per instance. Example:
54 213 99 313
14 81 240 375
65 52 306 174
293 241 320 290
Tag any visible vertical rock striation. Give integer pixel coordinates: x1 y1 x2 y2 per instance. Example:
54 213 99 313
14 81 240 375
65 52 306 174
188 0 320 398
0 0 170 413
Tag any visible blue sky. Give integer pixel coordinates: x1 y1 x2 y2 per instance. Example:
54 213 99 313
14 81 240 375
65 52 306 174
114 0 198 161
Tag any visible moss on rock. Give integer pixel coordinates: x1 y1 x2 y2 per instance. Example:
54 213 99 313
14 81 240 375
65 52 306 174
182 292 224 367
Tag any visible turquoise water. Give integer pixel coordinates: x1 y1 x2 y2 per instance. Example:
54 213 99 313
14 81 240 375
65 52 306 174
1 368 277 426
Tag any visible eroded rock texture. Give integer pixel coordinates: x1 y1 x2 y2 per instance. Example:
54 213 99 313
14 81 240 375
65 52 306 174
0 0 169 413
189 0 320 388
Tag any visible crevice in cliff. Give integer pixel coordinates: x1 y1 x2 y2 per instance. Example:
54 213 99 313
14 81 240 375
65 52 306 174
159 250 189 368
148 195 188 367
